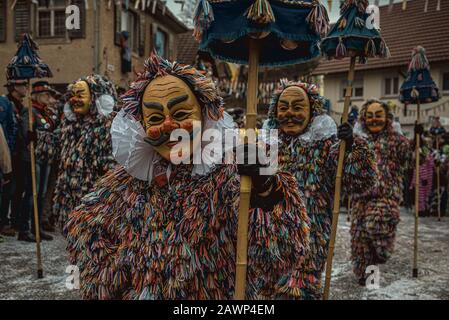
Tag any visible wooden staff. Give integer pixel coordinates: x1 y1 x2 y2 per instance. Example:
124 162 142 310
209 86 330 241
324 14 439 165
234 39 259 300
27 80 44 279
323 56 356 300
413 100 420 278
436 136 441 222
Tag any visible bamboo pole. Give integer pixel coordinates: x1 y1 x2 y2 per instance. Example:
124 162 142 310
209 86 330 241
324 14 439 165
234 39 259 300
436 136 441 221
27 80 44 279
413 100 420 278
323 56 356 300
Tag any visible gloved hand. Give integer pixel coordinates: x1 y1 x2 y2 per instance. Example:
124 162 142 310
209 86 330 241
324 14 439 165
414 122 424 137
236 143 273 195
26 130 37 145
236 143 283 211
338 122 353 150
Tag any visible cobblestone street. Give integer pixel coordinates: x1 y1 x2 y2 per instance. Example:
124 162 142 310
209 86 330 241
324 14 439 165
1 209 448 300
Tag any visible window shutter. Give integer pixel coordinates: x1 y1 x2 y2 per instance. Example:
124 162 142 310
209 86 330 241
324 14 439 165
138 14 145 56
114 3 121 45
14 0 31 41
69 0 86 39
0 0 6 42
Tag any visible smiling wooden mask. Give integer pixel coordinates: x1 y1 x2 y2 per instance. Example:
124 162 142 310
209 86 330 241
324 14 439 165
276 86 311 136
365 102 387 134
141 75 202 161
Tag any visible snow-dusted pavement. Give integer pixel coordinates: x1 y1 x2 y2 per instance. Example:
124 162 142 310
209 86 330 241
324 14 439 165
0 209 448 300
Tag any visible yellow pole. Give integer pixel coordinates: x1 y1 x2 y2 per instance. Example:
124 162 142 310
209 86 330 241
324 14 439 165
27 80 44 279
234 39 259 300
323 56 356 300
413 100 420 278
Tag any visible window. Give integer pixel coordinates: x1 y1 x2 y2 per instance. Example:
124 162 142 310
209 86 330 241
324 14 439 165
155 29 168 58
36 0 67 38
117 7 140 54
341 79 364 99
443 72 449 92
383 76 399 96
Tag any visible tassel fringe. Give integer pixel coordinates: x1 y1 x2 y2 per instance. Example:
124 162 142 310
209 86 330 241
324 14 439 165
245 0 276 24
336 38 347 58
338 17 347 30
365 39 376 57
408 46 430 72
306 3 330 36
340 0 369 15
380 40 391 58
193 0 215 41
354 16 365 28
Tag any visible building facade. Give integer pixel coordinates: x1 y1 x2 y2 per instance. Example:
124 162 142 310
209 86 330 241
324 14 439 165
0 0 188 93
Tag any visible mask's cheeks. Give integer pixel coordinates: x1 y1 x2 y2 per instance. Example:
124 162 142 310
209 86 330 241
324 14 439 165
69 80 91 115
141 75 202 162
365 102 387 134
276 86 311 136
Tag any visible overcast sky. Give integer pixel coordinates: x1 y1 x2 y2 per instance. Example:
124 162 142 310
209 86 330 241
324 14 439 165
166 0 406 24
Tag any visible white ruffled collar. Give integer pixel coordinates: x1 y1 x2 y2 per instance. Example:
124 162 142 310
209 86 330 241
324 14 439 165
111 109 236 182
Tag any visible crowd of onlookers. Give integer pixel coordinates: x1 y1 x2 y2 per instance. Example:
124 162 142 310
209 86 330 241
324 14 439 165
0 79 62 243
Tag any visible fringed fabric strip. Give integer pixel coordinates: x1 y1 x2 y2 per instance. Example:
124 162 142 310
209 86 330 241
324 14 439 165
193 0 215 41
306 2 330 36
245 0 276 24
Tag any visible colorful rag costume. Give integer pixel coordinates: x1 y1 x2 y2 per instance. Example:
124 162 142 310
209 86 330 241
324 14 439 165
351 100 411 280
53 74 117 227
264 81 377 298
64 56 311 300
410 146 434 214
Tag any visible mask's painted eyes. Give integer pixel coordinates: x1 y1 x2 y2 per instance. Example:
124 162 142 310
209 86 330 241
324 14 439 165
278 104 289 112
148 114 164 124
173 110 192 121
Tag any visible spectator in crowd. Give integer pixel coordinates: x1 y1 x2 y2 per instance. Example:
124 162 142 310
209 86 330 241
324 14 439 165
0 125 12 243
17 81 57 242
0 79 25 237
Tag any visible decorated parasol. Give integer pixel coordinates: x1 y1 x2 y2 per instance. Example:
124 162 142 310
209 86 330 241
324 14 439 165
400 46 440 278
320 0 389 299
194 0 329 299
6 34 52 279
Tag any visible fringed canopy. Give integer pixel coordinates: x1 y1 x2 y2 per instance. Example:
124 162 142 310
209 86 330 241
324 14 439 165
6 34 52 80
399 46 440 104
321 0 389 63
195 0 329 66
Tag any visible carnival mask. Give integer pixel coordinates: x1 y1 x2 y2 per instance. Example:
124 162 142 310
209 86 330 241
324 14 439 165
365 102 387 134
69 80 91 115
277 86 311 136
141 75 202 161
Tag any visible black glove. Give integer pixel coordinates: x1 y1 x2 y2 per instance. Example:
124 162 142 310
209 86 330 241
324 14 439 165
236 143 283 211
337 122 354 150
26 130 37 145
236 143 272 194
414 122 424 137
